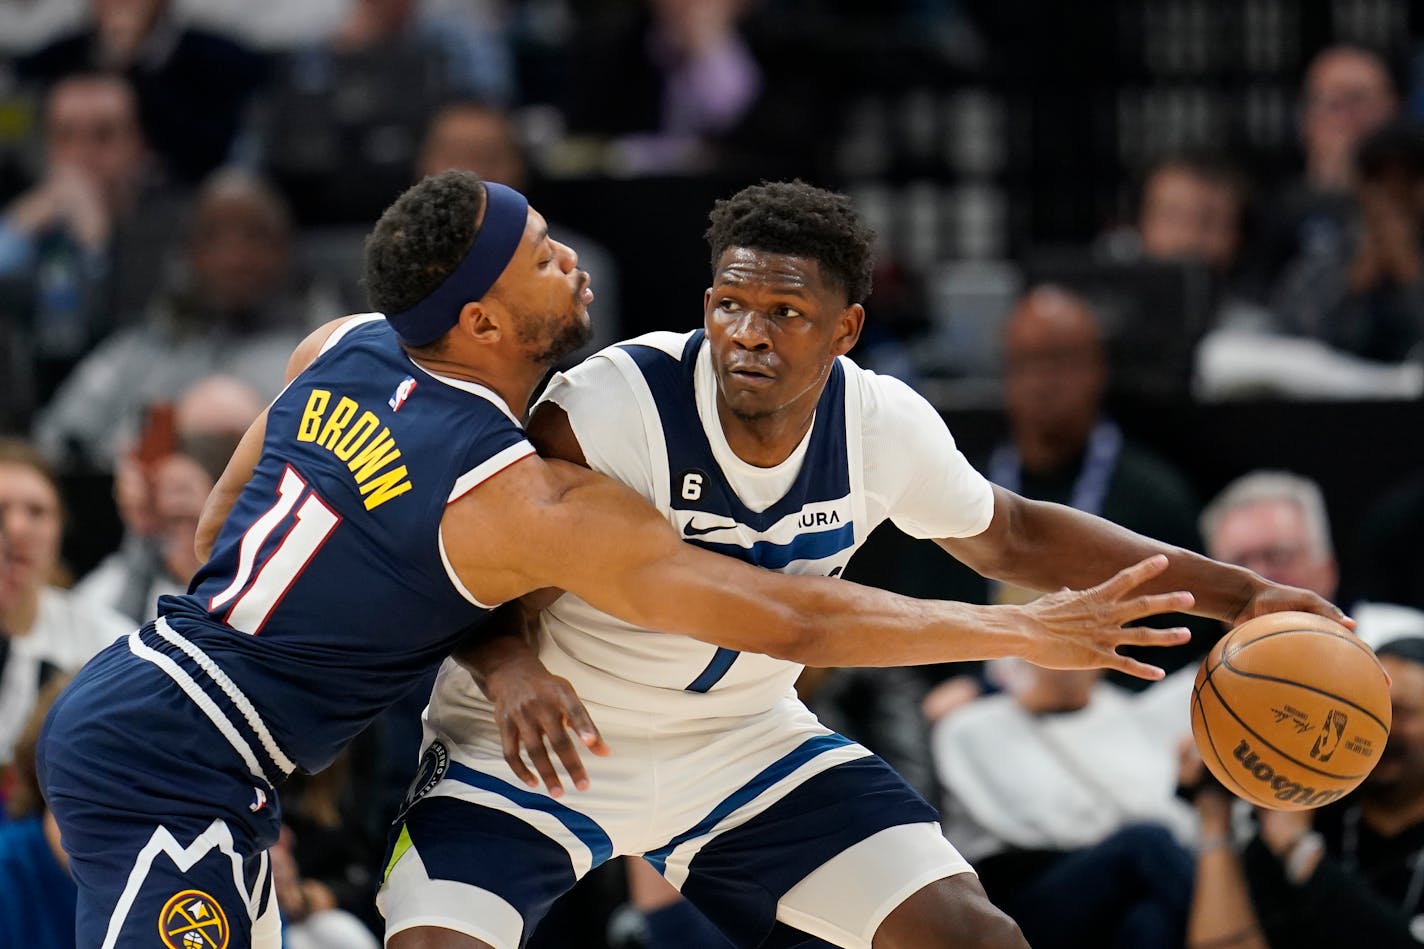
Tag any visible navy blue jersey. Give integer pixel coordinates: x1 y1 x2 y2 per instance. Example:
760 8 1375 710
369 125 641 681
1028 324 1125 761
164 315 533 775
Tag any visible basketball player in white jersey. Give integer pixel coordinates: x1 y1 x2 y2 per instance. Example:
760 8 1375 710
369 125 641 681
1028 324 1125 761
379 181 1348 949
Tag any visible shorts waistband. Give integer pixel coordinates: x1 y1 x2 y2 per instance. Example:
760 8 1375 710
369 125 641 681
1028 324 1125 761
130 618 295 786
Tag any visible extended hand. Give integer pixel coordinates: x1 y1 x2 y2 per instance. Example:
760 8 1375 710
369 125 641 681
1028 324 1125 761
1229 583 1354 631
1018 554 1194 681
486 653 610 798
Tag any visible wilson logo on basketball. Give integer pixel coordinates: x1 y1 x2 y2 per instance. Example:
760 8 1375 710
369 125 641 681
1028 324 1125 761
1309 709 1349 762
1232 739 1346 807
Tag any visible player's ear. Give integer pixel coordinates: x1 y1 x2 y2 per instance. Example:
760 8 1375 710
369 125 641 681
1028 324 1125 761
830 303 864 358
457 300 502 344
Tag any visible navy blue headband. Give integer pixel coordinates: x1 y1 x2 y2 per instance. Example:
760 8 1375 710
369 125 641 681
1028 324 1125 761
387 181 530 346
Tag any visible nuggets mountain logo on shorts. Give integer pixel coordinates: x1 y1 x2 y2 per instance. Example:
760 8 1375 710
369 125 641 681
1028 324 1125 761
159 889 229 949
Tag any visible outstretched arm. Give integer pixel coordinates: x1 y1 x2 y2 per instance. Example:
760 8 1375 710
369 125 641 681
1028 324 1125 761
442 451 1193 677
938 486 1351 629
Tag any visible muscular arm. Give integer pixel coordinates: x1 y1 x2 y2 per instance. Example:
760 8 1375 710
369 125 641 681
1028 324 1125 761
937 486 1351 628
195 317 354 560
442 408 1191 675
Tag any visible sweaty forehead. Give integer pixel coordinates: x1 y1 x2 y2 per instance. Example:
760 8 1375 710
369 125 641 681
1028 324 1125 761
714 248 828 293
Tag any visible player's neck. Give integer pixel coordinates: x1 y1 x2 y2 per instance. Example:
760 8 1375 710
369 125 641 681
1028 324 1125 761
716 398 816 468
408 352 541 421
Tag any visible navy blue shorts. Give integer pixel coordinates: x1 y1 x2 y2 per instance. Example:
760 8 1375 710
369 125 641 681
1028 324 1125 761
38 632 285 948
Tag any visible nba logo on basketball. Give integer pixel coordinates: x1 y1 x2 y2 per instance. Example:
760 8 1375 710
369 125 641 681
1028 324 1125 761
389 376 417 412
1310 709 1349 762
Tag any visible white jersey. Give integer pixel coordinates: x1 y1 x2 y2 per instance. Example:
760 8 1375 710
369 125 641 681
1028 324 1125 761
530 330 994 718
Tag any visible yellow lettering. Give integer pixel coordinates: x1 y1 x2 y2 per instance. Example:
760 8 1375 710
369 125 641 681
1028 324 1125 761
296 389 330 442
333 411 380 461
317 397 358 449
361 466 413 510
347 431 400 482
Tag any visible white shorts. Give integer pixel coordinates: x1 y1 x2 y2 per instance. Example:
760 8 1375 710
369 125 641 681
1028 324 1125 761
378 664 972 948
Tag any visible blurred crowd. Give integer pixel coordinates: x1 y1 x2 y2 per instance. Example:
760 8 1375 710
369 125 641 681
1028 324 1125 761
2 1 1424 947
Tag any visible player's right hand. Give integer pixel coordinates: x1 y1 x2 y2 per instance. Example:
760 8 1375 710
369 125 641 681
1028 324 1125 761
1017 554 1194 681
486 657 610 798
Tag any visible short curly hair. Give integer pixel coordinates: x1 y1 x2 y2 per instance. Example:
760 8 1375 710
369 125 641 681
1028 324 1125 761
704 180 876 305
364 170 486 316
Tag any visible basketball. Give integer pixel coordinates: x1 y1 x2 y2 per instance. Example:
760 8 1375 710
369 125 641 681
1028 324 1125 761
1191 611 1392 811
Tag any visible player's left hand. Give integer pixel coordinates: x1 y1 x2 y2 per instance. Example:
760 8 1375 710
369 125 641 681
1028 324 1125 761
1230 582 1354 631
486 654 610 798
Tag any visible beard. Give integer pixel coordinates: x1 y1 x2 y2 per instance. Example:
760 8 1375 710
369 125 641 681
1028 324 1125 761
519 305 592 366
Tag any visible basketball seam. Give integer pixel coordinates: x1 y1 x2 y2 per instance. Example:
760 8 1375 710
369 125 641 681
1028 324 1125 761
1222 626 1379 666
1192 675 1262 805
1219 654 1390 733
1203 675 1371 781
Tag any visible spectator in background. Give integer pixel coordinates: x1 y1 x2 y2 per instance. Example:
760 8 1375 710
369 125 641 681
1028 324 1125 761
257 0 513 225
329 0 513 104
0 72 185 414
1181 634 1424 949
1356 469 1424 616
0 674 77 949
1253 45 1400 290
922 286 1204 696
1201 470 1424 647
15 0 266 185
1098 150 1284 397
1202 120 1424 400
75 375 258 624
34 169 336 470
418 99 623 357
0 439 127 766
932 658 1195 949
1132 152 1262 303
563 0 764 173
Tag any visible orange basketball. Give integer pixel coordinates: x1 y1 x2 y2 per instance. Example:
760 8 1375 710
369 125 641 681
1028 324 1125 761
1190 611 1391 811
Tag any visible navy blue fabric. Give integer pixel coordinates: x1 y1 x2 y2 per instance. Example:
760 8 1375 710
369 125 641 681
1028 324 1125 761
387 182 529 346
38 639 282 949
395 795 581 947
446 760 614 866
620 333 855 693
177 317 520 774
673 756 940 948
621 332 850 530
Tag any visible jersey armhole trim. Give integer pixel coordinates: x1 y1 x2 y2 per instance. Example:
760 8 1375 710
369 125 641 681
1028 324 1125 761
446 442 537 504
318 313 385 356
437 527 502 609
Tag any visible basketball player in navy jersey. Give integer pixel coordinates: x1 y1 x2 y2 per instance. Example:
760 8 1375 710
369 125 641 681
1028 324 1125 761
382 181 1351 949
34 171 1210 949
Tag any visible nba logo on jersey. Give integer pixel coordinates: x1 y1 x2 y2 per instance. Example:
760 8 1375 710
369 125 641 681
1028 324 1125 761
389 376 418 412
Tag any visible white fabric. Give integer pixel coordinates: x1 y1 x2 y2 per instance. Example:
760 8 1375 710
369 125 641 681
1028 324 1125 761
529 331 994 718
542 332 993 534
777 823 973 949
0 587 128 763
380 846 533 949
1195 327 1424 401
73 553 184 625
426 663 869 858
933 683 1196 861
284 909 380 949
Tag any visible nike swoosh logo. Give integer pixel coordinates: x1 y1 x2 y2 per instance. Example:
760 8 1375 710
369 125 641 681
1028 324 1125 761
683 520 731 537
